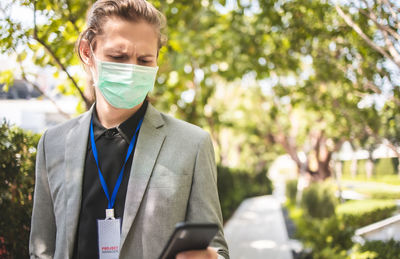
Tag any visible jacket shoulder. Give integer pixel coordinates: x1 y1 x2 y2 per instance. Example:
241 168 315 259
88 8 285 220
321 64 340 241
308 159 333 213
160 112 209 143
161 112 208 136
44 110 91 140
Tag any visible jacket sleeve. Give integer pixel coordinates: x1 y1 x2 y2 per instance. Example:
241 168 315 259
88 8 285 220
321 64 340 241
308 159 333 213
29 131 56 258
185 132 230 259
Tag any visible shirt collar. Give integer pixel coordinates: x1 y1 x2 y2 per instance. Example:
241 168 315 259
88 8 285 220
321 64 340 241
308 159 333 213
92 100 148 143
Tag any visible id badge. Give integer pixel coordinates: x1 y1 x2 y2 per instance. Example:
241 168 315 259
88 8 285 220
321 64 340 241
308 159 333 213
97 209 121 259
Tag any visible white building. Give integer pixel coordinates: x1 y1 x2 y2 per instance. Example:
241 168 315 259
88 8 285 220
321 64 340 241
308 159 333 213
0 98 78 133
353 214 400 244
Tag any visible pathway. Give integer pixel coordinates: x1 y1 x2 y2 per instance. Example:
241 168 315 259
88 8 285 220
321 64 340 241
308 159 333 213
224 195 293 259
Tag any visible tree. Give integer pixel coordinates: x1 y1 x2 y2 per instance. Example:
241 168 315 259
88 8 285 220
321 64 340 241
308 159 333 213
1 0 398 178
335 0 400 174
239 0 383 179
0 0 95 112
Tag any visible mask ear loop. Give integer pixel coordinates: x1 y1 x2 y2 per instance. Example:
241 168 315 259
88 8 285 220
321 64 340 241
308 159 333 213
89 43 98 62
89 43 99 87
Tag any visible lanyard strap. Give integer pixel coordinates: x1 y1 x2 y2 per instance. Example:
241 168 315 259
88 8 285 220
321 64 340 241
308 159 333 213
90 117 143 209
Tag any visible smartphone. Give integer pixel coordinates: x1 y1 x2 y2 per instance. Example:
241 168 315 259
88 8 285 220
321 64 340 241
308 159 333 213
159 222 219 259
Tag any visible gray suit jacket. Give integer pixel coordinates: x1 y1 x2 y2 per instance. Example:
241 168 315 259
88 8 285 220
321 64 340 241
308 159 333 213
29 104 229 259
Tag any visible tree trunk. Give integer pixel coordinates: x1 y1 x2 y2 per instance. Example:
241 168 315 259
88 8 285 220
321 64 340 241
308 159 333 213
335 161 343 179
296 172 310 206
397 156 400 177
333 160 344 203
317 158 332 180
366 157 374 179
314 133 335 180
383 141 400 177
351 157 358 178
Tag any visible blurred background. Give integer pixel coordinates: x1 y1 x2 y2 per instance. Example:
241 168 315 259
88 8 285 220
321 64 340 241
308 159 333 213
0 0 399 258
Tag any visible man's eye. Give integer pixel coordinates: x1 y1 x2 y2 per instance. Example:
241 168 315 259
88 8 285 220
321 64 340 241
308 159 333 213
139 59 151 64
109 55 127 61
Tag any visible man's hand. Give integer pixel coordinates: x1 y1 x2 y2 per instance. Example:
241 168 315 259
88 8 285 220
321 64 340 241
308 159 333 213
176 247 218 259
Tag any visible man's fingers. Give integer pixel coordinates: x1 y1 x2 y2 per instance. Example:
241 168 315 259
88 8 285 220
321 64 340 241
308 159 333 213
176 247 216 259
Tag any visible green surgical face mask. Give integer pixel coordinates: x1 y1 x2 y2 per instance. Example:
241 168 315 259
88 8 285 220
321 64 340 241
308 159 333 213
91 51 158 109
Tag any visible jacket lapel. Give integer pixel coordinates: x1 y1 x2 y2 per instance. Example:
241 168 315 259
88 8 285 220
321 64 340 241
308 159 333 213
120 104 166 249
64 108 92 257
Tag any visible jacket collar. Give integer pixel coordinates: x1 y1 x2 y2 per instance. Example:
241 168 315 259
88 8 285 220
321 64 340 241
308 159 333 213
120 103 166 249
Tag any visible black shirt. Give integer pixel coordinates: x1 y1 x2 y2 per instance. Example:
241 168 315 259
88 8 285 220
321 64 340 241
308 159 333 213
73 101 148 259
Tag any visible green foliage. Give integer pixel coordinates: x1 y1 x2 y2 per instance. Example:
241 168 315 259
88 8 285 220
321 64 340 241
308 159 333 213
285 179 298 204
288 198 398 258
0 121 40 258
368 190 400 200
217 165 272 221
0 70 14 92
342 158 399 178
357 160 367 176
343 160 352 176
301 182 338 219
0 0 94 107
341 180 400 200
289 206 354 258
375 158 397 176
287 178 399 258
381 94 400 150
342 175 400 186
337 199 397 229
2 0 399 179
349 249 378 259
353 239 400 259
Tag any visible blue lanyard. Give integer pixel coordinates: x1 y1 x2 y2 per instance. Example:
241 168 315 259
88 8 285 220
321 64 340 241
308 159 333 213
90 117 143 209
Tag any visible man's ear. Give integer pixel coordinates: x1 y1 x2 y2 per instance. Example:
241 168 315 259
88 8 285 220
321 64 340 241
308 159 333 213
80 39 93 66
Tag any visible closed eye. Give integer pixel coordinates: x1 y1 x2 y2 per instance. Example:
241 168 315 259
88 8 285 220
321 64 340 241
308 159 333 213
108 55 128 61
139 59 152 64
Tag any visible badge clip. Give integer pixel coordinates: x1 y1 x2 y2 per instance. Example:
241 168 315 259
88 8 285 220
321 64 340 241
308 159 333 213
106 208 115 220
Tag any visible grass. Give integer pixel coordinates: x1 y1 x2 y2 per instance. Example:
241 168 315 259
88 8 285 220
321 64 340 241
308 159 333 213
340 179 400 199
341 175 400 186
337 199 397 215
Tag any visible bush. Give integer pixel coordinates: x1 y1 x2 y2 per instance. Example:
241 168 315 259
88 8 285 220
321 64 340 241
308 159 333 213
342 158 399 178
301 181 338 219
286 179 298 204
365 189 400 200
289 206 354 259
287 180 353 258
352 239 400 259
287 179 399 258
289 199 398 259
217 165 273 221
342 160 367 177
0 121 40 258
337 199 397 229
358 160 367 176
375 158 397 176
343 160 352 176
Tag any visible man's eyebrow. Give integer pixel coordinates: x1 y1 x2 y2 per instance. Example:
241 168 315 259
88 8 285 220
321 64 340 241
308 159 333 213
138 54 156 57
103 48 128 53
